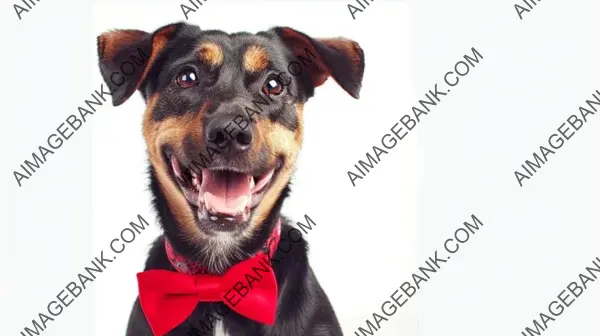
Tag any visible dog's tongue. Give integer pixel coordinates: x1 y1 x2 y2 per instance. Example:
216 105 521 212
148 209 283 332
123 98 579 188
200 169 252 216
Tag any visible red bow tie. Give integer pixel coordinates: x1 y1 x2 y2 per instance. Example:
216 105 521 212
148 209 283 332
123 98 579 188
136 220 281 336
137 253 277 335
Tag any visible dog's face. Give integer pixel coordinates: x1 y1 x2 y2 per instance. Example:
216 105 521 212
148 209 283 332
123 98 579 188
97 22 364 249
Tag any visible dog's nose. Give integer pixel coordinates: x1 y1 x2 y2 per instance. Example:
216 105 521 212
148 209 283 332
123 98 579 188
205 114 253 155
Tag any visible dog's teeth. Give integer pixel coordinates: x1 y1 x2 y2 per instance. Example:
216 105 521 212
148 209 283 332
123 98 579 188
205 205 216 214
226 217 234 222
250 177 255 189
210 216 218 221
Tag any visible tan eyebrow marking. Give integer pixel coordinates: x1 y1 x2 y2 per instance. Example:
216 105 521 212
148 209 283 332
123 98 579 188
197 42 224 66
243 45 269 72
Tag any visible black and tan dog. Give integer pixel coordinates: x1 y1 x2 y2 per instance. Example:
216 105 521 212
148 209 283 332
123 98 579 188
96 21 364 336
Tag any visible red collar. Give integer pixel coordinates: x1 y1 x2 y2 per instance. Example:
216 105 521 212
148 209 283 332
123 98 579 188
164 219 281 275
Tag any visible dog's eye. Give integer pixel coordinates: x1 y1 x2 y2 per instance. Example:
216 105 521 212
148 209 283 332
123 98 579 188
262 78 283 96
176 70 198 88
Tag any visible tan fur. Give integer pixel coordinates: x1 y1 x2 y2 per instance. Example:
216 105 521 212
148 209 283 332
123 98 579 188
250 104 304 228
294 103 305 143
317 38 363 68
243 45 269 73
197 42 224 66
143 92 304 239
134 25 178 93
142 95 210 242
98 30 147 60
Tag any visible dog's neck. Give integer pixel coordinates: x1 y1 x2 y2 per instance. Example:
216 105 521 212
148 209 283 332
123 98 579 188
159 208 285 274
164 218 281 275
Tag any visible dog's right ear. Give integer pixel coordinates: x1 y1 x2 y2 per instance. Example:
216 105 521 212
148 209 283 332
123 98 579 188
97 22 184 106
269 27 365 99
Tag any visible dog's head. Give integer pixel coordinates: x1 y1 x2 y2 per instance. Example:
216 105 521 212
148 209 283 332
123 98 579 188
96 22 364 261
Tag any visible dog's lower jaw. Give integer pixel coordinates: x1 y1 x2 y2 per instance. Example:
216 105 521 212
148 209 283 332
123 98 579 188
149 165 292 275
196 231 251 274
165 213 281 275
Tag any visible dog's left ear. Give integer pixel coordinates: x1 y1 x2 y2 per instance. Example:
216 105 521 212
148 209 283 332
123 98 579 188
271 27 365 99
97 22 186 106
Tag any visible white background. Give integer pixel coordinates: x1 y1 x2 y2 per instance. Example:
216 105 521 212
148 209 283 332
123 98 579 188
1 0 598 336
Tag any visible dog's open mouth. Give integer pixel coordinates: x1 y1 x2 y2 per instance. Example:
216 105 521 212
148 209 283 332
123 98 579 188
168 155 281 226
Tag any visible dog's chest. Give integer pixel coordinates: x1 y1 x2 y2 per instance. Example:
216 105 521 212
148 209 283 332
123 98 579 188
213 321 229 336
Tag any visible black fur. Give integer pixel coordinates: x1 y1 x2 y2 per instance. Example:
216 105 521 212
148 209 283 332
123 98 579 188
126 216 343 336
96 21 364 336
128 170 343 335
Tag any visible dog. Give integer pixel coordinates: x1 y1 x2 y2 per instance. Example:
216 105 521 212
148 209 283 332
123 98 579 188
96 21 364 336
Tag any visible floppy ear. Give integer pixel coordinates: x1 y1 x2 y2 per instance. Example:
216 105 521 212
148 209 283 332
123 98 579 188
271 27 365 99
96 22 184 106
